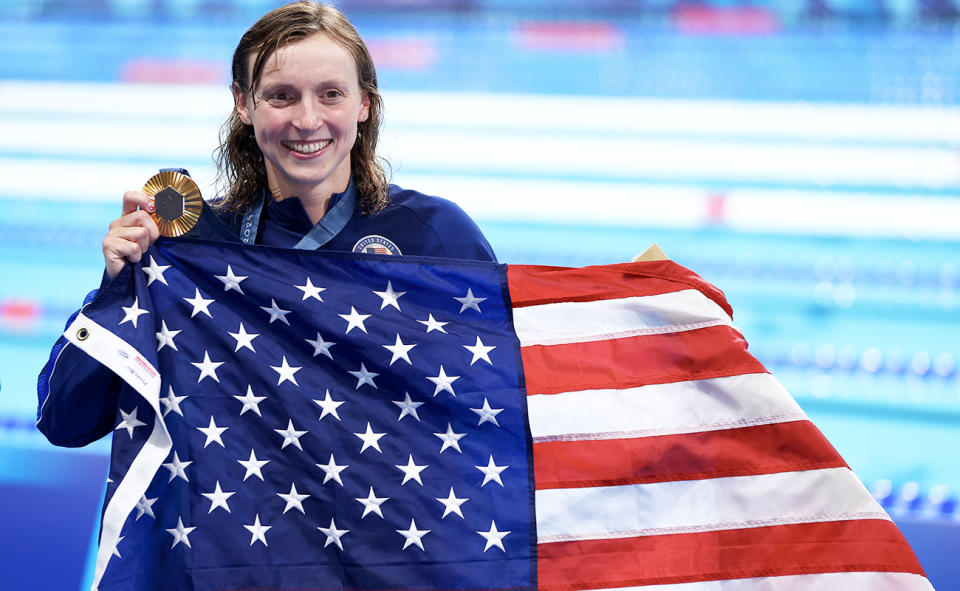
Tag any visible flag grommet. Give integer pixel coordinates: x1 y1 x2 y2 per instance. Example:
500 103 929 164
76 327 89 341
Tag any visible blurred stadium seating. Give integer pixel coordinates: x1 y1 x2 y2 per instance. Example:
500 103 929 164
0 0 958 589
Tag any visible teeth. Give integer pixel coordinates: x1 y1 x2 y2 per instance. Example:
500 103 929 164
286 140 330 154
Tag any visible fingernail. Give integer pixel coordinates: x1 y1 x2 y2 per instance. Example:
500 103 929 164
147 204 155 212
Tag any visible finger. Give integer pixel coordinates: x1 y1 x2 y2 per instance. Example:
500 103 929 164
109 210 161 243
103 234 146 262
102 235 145 279
121 190 155 216
110 225 154 255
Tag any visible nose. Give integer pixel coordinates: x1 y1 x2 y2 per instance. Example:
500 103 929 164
292 98 323 130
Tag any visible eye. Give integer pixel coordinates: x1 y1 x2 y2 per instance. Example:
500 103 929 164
261 89 295 105
322 89 343 102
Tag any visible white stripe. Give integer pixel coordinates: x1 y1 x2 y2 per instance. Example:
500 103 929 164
535 467 887 542
581 572 934 591
528 373 804 441
63 313 171 591
513 290 733 347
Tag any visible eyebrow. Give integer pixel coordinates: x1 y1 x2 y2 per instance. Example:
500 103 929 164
257 77 352 90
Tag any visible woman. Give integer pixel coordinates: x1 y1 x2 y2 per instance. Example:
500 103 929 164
39 0 495 446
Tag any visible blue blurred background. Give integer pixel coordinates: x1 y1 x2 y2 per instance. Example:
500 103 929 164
1 0 959 588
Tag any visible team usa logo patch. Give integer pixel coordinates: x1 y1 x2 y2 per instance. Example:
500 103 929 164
352 235 402 256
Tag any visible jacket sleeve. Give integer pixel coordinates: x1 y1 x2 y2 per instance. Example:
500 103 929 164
36 287 122 447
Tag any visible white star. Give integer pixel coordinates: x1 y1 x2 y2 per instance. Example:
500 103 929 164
277 482 310 515
392 392 423 422
183 288 214 318
373 281 406 311
166 517 196 549
476 455 508 487
338 306 371 334
355 487 388 519
464 336 496 365
162 451 192 483
396 518 430 551
426 365 460 397
234 385 266 417
434 423 466 454
316 454 348 486
305 332 336 359
477 521 511 552
383 333 416 365
275 419 307 450
244 514 271 547
135 495 157 521
417 313 448 334
160 385 187 417
238 449 270 481
454 287 486 313
142 255 170 286
395 454 428 486
295 277 326 301
115 407 147 438
436 487 469 519
354 422 386 454
215 265 247 294
191 351 224 383
313 389 344 421
348 363 378 390
197 415 228 448
156 320 181 351
318 518 349 550
201 481 235 514
260 299 292 325
113 536 124 558
228 322 259 352
271 356 302 386
119 297 149 328
470 397 503 427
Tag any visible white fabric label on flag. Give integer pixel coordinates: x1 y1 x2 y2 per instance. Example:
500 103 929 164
64 312 170 591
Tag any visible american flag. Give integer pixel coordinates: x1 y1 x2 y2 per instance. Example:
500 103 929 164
63 238 930 591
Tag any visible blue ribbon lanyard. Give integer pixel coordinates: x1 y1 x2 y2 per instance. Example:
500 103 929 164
240 185 356 250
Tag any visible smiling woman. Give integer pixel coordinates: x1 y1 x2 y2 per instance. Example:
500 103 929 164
221 1 384 222
233 33 371 222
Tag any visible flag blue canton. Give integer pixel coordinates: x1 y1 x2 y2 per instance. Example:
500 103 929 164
90 238 535 591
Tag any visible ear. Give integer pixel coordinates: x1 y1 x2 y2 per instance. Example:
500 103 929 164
232 82 251 125
358 92 370 123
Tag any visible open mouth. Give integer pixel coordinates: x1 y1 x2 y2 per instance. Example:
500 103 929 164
283 140 332 155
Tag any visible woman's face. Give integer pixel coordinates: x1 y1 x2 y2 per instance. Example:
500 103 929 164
236 33 370 201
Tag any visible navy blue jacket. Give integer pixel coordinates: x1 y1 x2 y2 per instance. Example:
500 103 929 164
37 183 496 447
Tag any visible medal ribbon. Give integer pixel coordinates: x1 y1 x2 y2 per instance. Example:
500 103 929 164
240 182 356 250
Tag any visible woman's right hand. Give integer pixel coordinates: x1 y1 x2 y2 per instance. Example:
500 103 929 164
102 190 160 279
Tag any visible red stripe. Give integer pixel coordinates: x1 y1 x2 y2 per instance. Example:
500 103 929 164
507 261 732 316
537 519 925 590
521 325 765 395
533 421 847 490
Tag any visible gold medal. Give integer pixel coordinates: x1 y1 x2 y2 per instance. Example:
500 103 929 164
143 170 203 237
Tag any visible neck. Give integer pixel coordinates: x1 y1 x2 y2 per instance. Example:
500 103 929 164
269 180 346 225
266 161 353 225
